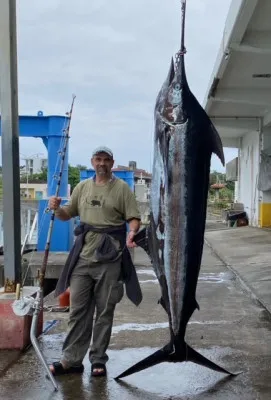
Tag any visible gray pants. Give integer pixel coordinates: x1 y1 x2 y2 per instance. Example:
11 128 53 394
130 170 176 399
61 257 124 367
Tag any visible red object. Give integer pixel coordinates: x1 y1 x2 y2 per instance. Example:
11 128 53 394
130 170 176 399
0 297 43 350
58 287 70 307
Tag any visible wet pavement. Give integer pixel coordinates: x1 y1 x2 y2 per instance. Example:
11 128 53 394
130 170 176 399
205 226 271 314
1 226 271 399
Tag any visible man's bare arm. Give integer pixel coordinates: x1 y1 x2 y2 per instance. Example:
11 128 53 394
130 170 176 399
49 196 72 221
128 218 141 234
127 218 141 248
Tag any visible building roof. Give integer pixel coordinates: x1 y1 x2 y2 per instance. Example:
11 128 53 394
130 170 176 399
210 183 226 189
203 0 271 147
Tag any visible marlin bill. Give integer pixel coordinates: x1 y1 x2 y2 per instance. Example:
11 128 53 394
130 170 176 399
116 1 239 380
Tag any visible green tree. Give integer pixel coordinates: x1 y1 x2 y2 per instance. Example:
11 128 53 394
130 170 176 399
68 164 88 192
208 170 235 203
20 167 47 183
19 164 88 192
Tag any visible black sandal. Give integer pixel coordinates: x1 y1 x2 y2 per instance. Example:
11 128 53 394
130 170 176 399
49 361 84 376
91 363 107 377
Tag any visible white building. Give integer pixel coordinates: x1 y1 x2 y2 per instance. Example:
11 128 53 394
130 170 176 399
24 156 47 175
204 0 271 228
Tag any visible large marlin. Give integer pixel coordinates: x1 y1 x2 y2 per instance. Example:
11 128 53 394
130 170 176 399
116 1 237 380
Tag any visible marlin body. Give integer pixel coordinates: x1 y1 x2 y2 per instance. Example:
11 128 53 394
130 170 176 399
116 2 237 381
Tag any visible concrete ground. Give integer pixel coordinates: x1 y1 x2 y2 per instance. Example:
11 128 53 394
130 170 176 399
205 225 271 315
0 223 271 399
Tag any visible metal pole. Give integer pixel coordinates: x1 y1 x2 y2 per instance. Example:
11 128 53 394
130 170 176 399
0 0 21 292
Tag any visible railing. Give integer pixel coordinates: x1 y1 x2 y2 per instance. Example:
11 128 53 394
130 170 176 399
207 201 232 220
0 208 38 248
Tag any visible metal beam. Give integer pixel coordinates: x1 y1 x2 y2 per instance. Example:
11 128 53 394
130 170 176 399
211 116 260 131
0 0 21 291
230 30 271 54
210 88 271 107
221 137 240 148
0 115 67 137
263 111 271 127
230 0 259 44
230 43 271 55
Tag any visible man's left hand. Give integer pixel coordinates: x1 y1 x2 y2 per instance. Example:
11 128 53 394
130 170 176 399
126 230 138 248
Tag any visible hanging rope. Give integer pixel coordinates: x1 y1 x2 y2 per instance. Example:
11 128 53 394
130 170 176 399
175 0 187 66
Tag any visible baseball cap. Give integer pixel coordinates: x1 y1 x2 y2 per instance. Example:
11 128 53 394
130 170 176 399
92 146 113 158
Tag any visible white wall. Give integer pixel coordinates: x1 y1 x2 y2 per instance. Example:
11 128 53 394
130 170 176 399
234 181 239 202
239 130 260 226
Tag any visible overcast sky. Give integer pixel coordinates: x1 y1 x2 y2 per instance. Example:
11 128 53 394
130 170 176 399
1 0 237 173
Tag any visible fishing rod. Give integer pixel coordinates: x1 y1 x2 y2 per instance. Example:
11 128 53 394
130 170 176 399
39 94 76 290
12 94 76 392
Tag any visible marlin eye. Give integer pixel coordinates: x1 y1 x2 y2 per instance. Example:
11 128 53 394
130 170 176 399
175 84 181 90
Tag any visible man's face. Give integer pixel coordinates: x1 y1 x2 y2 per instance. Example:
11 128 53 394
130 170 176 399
91 152 114 176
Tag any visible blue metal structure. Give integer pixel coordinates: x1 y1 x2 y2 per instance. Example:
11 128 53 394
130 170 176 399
0 113 69 197
80 169 135 192
0 112 74 252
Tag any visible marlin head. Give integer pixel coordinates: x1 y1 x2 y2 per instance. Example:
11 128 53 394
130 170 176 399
155 57 175 116
161 54 188 125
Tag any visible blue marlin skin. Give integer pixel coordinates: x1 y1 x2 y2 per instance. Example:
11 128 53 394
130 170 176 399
115 2 239 381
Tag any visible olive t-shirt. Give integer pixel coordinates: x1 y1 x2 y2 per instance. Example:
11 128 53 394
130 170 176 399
60 177 141 262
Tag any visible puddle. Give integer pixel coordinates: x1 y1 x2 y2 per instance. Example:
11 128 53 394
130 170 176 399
43 319 59 335
0 341 255 400
111 320 236 336
199 272 232 283
137 269 156 277
111 346 244 399
112 322 169 334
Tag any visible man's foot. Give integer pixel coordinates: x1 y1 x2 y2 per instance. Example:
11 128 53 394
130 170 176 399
49 361 84 376
91 363 107 377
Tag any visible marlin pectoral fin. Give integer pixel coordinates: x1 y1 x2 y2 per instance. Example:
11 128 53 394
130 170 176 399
115 342 240 380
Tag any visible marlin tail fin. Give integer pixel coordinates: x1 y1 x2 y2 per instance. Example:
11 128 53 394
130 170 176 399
115 341 240 380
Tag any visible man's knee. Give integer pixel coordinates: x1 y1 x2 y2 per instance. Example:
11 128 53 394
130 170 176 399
108 281 124 306
96 281 124 316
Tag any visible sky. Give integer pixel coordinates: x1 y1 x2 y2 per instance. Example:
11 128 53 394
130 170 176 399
1 0 237 173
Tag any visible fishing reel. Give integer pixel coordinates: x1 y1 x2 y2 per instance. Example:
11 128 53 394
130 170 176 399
12 296 37 316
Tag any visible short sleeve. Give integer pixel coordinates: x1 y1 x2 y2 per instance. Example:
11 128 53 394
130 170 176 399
61 182 81 217
122 183 141 221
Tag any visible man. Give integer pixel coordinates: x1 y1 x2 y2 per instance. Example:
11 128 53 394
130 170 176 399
48 146 142 377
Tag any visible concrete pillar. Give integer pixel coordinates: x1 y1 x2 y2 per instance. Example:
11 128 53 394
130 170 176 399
0 0 21 290
0 0 44 351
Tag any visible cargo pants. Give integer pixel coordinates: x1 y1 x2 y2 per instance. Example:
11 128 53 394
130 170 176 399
61 257 124 367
